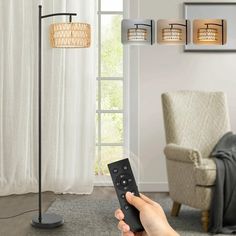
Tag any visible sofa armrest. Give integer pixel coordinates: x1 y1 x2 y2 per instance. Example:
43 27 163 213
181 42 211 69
164 143 202 167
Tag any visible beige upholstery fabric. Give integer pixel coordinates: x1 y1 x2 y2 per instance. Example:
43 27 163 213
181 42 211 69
162 91 231 210
164 143 202 167
162 91 230 158
166 159 213 210
195 159 216 186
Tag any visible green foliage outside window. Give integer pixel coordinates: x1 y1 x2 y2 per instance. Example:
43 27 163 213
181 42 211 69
101 15 123 77
96 14 124 175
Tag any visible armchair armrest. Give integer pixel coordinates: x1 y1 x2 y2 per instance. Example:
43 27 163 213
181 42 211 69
164 143 202 167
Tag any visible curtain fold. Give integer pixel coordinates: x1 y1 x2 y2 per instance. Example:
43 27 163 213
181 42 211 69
0 0 96 196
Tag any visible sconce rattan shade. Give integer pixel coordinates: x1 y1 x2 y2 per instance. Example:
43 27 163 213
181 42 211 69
198 28 218 42
127 28 147 42
162 28 182 41
50 22 91 48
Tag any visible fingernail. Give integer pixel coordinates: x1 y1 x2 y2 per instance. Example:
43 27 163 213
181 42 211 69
126 191 132 197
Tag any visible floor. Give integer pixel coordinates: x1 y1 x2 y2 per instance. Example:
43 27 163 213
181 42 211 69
0 187 167 236
0 191 55 236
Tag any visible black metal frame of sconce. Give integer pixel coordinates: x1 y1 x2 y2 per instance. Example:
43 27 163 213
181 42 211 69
202 20 224 45
168 20 188 45
133 21 153 45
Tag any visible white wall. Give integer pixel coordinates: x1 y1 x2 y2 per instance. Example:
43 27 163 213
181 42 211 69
129 0 236 192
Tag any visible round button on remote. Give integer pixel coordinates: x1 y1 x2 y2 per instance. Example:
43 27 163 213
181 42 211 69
123 165 128 170
121 179 128 186
113 168 118 174
115 173 133 191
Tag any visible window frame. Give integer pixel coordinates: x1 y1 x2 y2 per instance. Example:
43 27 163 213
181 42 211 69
95 0 130 184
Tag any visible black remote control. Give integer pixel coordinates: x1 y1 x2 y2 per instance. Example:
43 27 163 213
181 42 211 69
108 158 144 232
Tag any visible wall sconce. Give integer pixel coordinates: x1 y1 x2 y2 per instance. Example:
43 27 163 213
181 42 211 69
127 23 152 42
198 21 223 44
122 19 155 45
193 19 226 45
157 19 189 45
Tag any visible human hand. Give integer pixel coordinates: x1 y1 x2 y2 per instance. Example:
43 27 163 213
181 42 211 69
115 192 179 236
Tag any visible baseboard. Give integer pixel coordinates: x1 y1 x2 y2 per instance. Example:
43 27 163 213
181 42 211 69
94 180 169 192
139 182 169 192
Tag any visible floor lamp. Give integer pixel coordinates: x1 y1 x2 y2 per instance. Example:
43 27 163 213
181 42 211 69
31 5 91 229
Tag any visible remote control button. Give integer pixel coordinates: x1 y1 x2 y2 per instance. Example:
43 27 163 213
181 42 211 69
123 165 128 170
121 193 125 199
113 168 118 173
124 205 129 210
121 179 128 186
115 173 133 191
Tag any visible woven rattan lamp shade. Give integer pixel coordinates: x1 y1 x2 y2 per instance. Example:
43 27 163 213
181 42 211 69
127 28 147 41
50 22 91 48
198 28 218 42
162 28 182 42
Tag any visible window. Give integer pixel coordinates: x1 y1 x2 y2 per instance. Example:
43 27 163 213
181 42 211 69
95 0 124 176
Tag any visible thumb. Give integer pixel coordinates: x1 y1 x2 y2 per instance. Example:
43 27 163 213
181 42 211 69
126 192 147 211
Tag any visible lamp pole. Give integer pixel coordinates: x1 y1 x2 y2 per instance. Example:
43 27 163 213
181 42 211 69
31 5 77 229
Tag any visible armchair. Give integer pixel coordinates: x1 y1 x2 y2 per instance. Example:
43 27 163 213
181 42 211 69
161 91 231 231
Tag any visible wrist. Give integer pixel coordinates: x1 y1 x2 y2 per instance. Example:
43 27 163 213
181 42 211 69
165 227 179 236
150 226 179 236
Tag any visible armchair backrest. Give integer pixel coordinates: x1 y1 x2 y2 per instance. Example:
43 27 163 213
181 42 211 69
162 91 231 158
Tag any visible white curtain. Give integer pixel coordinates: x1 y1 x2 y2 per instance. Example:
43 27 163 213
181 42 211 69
0 0 96 196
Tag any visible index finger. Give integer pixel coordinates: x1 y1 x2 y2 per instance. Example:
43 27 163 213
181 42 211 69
126 192 147 211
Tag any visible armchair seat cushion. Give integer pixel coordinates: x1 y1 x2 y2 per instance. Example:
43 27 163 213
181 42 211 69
195 158 216 186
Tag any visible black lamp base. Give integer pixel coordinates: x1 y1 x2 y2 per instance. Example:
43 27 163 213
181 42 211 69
31 213 64 229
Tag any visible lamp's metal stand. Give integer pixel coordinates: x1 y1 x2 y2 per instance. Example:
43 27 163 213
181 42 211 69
31 5 76 229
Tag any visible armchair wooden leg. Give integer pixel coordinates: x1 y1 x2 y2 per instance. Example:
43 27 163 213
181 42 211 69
201 210 209 232
171 201 181 217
